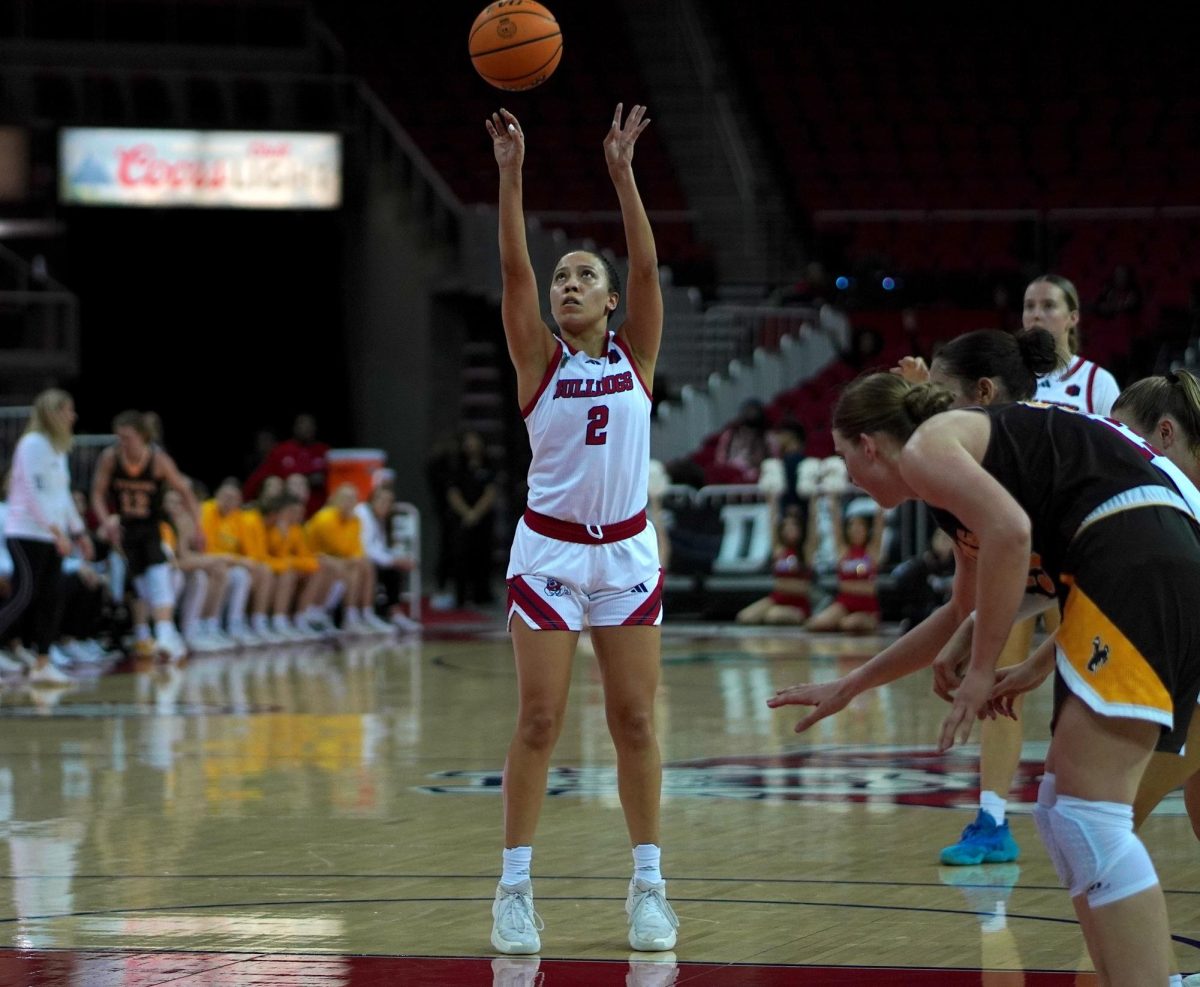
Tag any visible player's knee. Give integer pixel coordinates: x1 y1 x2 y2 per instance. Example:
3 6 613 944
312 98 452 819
516 707 561 751
607 705 656 750
1048 795 1159 907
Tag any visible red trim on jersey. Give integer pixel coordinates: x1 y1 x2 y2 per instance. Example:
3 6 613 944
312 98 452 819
507 576 571 630
1084 363 1100 413
521 343 563 420
623 569 664 625
614 333 653 399
1060 356 1086 382
524 508 647 544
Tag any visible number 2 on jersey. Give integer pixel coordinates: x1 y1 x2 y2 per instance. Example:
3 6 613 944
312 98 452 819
585 405 609 445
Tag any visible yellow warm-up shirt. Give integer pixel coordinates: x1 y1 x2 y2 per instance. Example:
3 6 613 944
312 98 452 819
304 506 364 559
239 509 270 563
266 522 320 574
201 500 247 557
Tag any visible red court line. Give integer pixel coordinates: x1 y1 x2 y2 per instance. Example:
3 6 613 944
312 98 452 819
0 949 1098 985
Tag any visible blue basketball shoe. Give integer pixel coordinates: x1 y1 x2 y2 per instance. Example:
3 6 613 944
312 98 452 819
939 810 1020 865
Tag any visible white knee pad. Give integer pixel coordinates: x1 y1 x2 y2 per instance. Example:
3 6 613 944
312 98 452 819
138 562 176 609
1032 773 1073 888
1048 795 1160 907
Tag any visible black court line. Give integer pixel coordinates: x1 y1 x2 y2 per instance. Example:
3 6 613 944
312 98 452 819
5 871 1196 897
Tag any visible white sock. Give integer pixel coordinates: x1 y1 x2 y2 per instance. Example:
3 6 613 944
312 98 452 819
154 619 176 642
1168 974 1182 987
272 614 292 632
980 790 1007 826
252 613 271 633
135 623 152 642
501 845 532 887
204 617 222 635
633 843 662 884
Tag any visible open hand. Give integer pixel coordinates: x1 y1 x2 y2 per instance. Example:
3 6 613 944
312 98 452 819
604 103 650 172
767 677 854 733
486 108 525 171
936 666 993 752
987 654 1054 720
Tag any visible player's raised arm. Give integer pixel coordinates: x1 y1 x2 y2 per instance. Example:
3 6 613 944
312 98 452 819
606 103 662 385
485 108 558 407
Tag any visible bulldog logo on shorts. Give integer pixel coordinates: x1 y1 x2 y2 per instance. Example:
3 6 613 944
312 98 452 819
1087 636 1110 673
544 578 570 598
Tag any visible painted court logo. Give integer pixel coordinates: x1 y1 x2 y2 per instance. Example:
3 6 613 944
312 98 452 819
419 747 1047 808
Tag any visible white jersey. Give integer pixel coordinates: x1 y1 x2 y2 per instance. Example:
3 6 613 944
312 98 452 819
1036 356 1120 415
522 331 651 525
4 432 84 543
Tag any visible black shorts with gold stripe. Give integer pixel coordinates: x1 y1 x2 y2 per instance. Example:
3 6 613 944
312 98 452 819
1052 504 1200 753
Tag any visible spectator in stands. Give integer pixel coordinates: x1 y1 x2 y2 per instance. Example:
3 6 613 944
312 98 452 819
446 429 498 608
305 483 393 635
1094 264 1142 318
244 413 330 518
354 483 420 630
92 410 197 663
768 418 807 518
880 527 956 632
770 261 829 307
0 390 91 684
843 326 885 371
806 495 886 633
990 282 1022 334
736 508 817 625
712 398 769 483
425 430 459 609
243 427 278 485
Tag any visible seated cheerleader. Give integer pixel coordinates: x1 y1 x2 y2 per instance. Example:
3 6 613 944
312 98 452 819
736 508 816 625
806 494 885 633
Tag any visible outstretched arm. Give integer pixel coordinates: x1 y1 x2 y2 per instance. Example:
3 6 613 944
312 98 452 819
485 108 557 407
768 596 965 733
607 104 662 385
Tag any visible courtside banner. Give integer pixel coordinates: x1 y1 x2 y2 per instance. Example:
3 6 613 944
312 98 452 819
59 128 341 208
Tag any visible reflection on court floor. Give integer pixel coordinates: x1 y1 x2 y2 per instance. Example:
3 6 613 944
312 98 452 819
0 625 1195 985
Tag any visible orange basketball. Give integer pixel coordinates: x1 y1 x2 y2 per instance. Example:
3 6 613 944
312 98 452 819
469 1 562 91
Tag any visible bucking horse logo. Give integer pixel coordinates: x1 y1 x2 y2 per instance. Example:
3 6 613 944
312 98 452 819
1087 636 1110 673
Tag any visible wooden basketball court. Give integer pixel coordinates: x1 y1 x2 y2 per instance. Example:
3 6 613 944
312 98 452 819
0 622 1196 984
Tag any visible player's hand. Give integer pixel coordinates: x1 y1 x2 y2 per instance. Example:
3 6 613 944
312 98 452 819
486 108 525 172
937 667 993 752
76 534 95 562
604 103 650 173
932 615 973 702
767 677 855 733
986 654 1054 720
890 356 930 384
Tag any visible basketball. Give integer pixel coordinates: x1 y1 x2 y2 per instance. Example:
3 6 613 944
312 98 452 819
469 1 562 91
